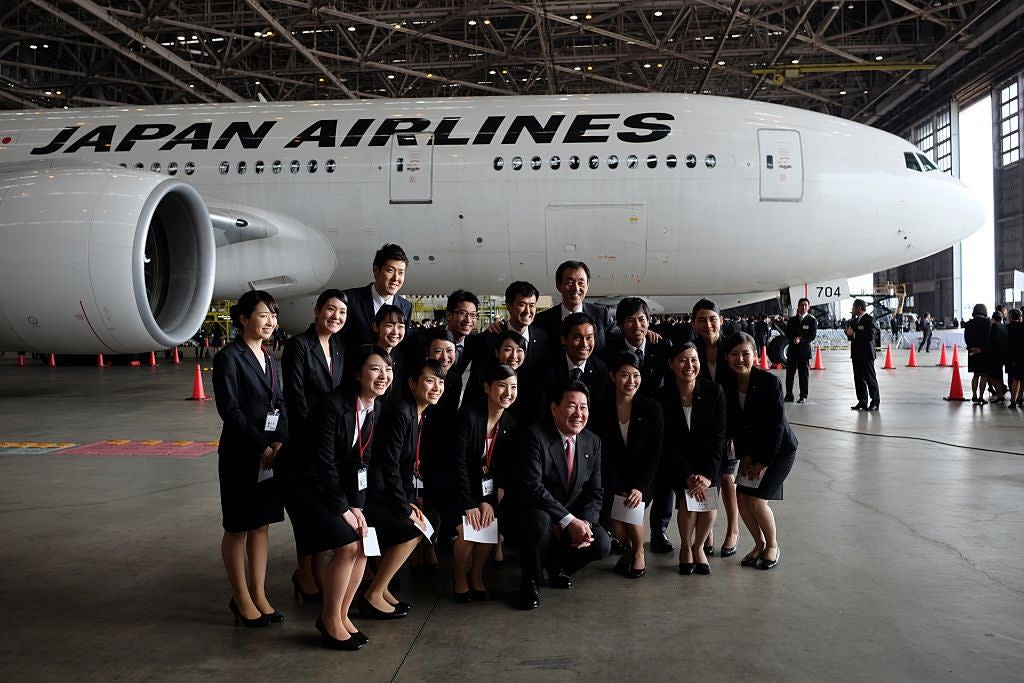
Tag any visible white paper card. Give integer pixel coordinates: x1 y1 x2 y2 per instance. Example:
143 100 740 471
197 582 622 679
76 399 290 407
264 412 279 431
684 486 720 512
610 495 645 525
257 466 274 483
416 514 434 540
736 468 765 489
362 527 381 557
462 516 499 544
356 467 368 491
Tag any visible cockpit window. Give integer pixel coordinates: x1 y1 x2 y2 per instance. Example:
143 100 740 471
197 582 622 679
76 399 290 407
904 152 921 172
917 154 938 172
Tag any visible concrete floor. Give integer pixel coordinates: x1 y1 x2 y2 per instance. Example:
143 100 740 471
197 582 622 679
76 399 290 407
0 349 1022 682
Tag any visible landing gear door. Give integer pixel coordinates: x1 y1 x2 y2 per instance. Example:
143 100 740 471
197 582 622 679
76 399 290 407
758 129 803 201
389 133 433 204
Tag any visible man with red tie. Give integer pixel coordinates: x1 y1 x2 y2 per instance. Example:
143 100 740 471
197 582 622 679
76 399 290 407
516 381 610 610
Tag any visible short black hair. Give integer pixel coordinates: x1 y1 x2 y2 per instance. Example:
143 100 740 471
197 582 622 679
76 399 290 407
315 288 347 310
373 243 408 269
551 380 590 406
555 260 591 284
231 290 279 328
373 303 406 326
495 329 526 351
972 303 988 317
852 299 868 311
484 364 517 385
352 344 394 377
797 297 810 307
409 356 446 382
561 311 597 338
668 340 698 361
615 297 650 325
724 332 757 354
425 327 456 350
1010 309 1022 322
692 298 721 317
446 289 480 312
610 351 642 374
505 281 540 305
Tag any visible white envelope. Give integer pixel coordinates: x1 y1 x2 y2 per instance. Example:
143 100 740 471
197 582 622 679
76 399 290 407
462 516 499 544
610 494 645 525
684 486 720 512
416 514 435 540
362 527 381 557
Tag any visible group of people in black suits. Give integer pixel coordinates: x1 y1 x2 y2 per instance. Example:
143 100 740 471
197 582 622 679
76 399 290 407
211 244 798 649
964 303 1024 407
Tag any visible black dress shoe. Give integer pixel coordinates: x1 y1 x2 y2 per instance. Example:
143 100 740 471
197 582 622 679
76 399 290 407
469 588 490 602
315 617 362 651
720 545 737 557
610 537 628 554
520 581 541 610
386 599 412 615
740 552 762 567
548 571 573 590
229 599 270 628
758 548 781 570
703 544 715 557
650 532 675 554
784 395 794 403
349 631 369 645
865 404 879 412
797 397 808 404
678 563 695 575
453 590 473 604
291 570 322 604
261 610 285 623
850 403 867 410
694 563 711 575
358 596 406 620
624 566 646 579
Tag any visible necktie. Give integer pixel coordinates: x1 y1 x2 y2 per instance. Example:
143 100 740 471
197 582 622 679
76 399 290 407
565 437 575 481
570 367 582 383
634 346 644 364
456 343 464 365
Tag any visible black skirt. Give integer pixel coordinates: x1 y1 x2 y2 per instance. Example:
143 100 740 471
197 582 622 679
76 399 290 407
737 451 796 501
363 502 422 549
283 485 360 555
218 450 284 533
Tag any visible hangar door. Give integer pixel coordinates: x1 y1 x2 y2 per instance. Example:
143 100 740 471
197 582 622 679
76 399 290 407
758 129 803 201
389 133 433 204
546 204 647 285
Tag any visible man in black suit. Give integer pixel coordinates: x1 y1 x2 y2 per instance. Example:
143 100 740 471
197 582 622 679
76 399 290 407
785 297 817 403
603 297 669 396
532 260 617 357
754 316 770 357
518 381 610 609
546 313 611 407
442 289 480 376
846 299 880 410
342 243 413 352
918 313 934 352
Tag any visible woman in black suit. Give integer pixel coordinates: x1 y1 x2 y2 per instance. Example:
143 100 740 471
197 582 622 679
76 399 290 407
360 357 445 619
212 290 287 627
690 298 740 558
963 303 991 404
281 289 348 603
595 352 663 579
659 343 727 575
724 333 798 570
462 330 527 411
371 304 406 395
450 364 518 600
1007 309 1024 409
301 344 394 650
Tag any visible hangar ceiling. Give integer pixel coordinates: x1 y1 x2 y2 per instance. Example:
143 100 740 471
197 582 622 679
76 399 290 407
2 1 1023 130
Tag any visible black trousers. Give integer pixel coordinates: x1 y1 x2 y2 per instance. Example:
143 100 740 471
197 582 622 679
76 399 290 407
918 331 933 352
785 354 810 398
852 358 880 405
649 479 675 535
520 508 611 583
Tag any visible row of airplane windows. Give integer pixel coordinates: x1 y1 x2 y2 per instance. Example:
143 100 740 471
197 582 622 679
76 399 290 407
493 153 717 171
118 159 339 176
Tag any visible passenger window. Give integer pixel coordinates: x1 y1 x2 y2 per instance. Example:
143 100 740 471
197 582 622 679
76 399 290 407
904 152 921 172
685 154 696 168
237 160 247 175
608 155 619 169
135 162 145 170
151 162 161 173
168 162 178 175
666 154 677 168
569 155 580 169
290 160 300 174
326 159 336 173
704 154 717 168
272 160 282 174
218 161 229 175
119 162 128 168
550 156 561 170
647 154 657 169
494 157 504 170
626 155 638 169
255 160 265 175
184 161 195 175
531 156 542 170
308 160 318 173
588 155 600 169
511 156 523 170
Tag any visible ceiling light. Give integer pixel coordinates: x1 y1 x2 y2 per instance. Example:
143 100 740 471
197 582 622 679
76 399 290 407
848 3 855 8
426 73 433 78
387 74 395 79
574 66 581 71
863 89 869 93
191 35 198 40
501 69 508 74
55 90 61 94
586 65 593 71
44 91 52 95
839 90 846 95
483 19 491 25
654 10 663 17
318 77 325 82
254 80 260 85
42 44 49 48
569 15 578 20
189 84 194 88
178 35 185 41
521 78 527 82
791 59 800 64
347 26 356 32
717 60 725 66
29 44 37 49
656 63 663 68
731 34 740 38
875 55 883 61
264 31 273 37
468 20 477 26
585 14 592 19
643 63 651 68
488 69 496 74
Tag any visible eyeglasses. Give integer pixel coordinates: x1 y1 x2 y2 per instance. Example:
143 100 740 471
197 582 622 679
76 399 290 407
452 310 478 320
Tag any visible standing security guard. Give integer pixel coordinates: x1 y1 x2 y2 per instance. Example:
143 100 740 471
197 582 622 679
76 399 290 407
785 298 817 404
846 299 880 411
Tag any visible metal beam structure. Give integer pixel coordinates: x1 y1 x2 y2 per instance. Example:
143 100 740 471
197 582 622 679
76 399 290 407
0 1 1019 130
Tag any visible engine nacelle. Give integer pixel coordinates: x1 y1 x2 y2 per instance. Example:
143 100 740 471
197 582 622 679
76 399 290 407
0 163 214 353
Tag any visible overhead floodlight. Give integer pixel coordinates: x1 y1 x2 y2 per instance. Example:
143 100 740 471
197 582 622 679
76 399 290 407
29 44 37 49
643 63 651 68
586 66 593 71
839 90 847 95
483 19 491 25
468 20 477 25
875 55 883 61
574 66 581 71
585 14 592 19
569 15 578 20
347 26 356 32
718 60 725 66
791 59 800 64
656 63 663 68
178 35 186 40
388 74 395 79
44 91 52 95
488 70 496 75
255 80 260 85
426 73 433 78
654 11 663 17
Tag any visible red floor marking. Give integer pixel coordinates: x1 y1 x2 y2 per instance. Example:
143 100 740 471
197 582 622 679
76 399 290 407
57 440 216 458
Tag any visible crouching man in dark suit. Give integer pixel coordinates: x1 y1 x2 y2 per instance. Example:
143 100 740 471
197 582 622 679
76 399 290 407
518 381 611 610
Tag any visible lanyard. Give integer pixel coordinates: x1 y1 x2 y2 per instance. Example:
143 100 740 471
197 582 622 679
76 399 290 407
356 398 373 464
414 414 424 479
262 347 276 398
483 422 499 471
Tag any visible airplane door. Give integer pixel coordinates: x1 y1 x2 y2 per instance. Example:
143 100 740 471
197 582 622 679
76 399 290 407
389 133 433 204
758 129 803 201
546 204 647 286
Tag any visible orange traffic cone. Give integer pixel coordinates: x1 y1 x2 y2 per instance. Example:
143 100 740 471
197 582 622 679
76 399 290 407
47 353 56 367
17 352 25 366
811 347 825 370
186 364 212 401
943 356 968 401
938 343 948 367
951 344 960 367
759 346 770 370
147 351 158 367
96 354 107 367
906 345 918 367
882 345 895 369
171 346 182 365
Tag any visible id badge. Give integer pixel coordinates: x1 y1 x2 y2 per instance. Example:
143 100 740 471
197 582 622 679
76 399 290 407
802 324 809 330
412 476 425 491
264 410 279 431
357 467 368 491
481 477 494 497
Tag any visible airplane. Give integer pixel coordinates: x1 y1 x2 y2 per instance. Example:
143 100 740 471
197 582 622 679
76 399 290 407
0 93 983 354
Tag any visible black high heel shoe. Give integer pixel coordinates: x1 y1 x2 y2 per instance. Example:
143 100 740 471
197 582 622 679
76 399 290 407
469 588 490 601
292 570 322 604
740 551 763 567
315 616 362 651
261 610 285 623
358 596 407 620
678 563 695 575
349 630 369 645
229 599 270 628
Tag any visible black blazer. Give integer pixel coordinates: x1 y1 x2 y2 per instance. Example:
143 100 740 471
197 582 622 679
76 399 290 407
463 324 549 416
594 393 664 500
520 422 603 525
602 336 671 396
544 353 611 408
281 325 345 449
849 314 878 360
693 335 735 387
342 283 413 350
367 395 420 518
533 302 616 357
725 368 798 467
313 393 380 515
785 315 818 359
658 377 727 487
213 340 289 460
1008 321 1024 367
451 404 518 511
